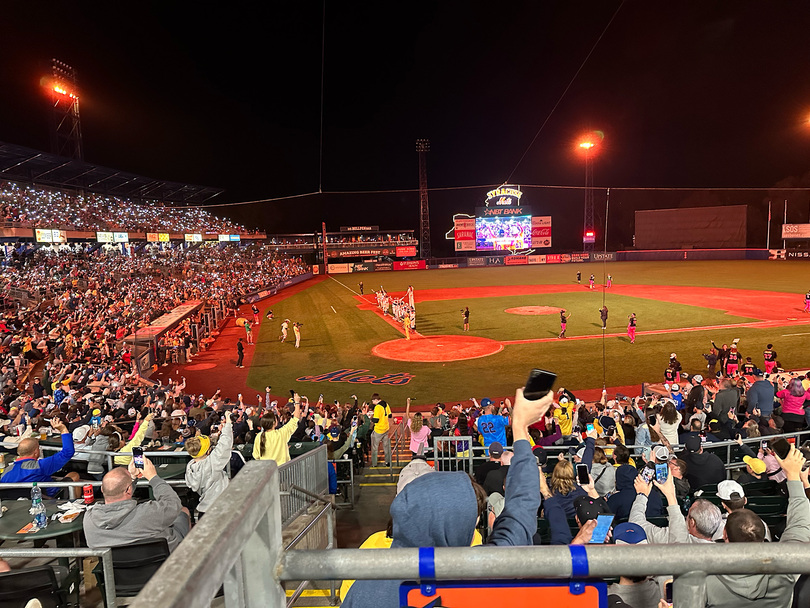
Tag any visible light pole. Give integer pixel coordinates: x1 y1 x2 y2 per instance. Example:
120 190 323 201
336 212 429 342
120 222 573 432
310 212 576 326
578 139 596 252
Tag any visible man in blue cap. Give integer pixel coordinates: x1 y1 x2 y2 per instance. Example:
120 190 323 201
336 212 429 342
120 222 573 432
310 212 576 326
475 397 510 452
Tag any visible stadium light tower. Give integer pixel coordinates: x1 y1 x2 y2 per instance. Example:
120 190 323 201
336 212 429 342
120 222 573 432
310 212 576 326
47 59 84 160
416 139 431 261
578 136 598 252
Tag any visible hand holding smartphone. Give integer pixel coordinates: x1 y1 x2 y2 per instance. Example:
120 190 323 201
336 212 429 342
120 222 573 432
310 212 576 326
523 369 557 401
589 514 614 544
132 446 145 469
576 463 590 485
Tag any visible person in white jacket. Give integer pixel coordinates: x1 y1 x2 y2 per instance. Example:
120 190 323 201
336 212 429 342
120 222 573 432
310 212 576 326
184 411 234 518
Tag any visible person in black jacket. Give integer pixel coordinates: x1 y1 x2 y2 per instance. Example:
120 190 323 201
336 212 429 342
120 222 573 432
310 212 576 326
679 435 726 490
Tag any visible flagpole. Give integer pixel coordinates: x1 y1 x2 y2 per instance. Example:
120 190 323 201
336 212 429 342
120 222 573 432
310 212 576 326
766 200 771 250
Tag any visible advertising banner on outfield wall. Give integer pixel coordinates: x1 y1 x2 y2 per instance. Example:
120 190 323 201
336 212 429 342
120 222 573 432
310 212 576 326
437 263 461 269
395 245 417 257
782 224 810 239
786 249 810 259
486 256 505 266
546 254 561 264
454 218 475 251
528 255 546 264
571 253 590 262
352 262 375 272
505 255 528 265
375 261 393 271
531 216 552 248
590 252 616 261
394 260 426 270
327 263 350 274
468 257 486 267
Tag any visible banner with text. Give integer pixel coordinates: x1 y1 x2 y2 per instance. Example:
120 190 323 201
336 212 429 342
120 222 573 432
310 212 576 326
782 224 810 239
393 260 426 271
454 217 475 251
531 216 552 248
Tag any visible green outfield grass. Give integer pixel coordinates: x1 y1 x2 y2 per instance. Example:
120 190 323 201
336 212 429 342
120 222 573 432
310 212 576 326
415 293 757 340
246 261 810 405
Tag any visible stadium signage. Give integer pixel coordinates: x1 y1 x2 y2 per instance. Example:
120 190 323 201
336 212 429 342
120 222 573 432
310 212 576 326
485 186 523 206
340 226 379 232
479 206 529 217
147 233 170 242
34 228 67 243
296 369 414 385
468 257 486 266
590 252 616 261
396 245 417 257
786 250 810 259
782 224 810 239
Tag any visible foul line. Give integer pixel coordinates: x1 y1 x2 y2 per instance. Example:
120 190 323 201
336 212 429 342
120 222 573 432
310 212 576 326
783 332 810 337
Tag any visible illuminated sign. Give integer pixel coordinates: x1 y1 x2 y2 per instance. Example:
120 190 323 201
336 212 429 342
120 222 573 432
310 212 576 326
34 229 67 243
147 233 171 242
782 224 810 239
184 233 203 243
113 232 129 243
96 232 115 243
485 185 523 207
218 234 242 242
477 206 531 217
395 245 417 257
583 230 596 244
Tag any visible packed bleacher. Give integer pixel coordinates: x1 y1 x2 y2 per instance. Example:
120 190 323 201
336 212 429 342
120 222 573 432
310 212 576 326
2 332 810 605
0 180 255 234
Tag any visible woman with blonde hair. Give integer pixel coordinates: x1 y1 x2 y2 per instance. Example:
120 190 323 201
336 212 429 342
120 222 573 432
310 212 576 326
404 398 431 458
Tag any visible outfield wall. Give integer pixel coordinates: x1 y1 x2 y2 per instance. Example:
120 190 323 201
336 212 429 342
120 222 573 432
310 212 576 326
317 249 773 274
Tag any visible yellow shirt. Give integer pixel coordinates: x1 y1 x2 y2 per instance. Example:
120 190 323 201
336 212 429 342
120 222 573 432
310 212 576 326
553 404 574 436
373 403 391 434
115 420 150 465
339 529 482 600
252 417 299 464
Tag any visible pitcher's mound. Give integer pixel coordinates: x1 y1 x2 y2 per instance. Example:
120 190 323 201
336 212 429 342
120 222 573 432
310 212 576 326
372 335 503 362
505 306 560 315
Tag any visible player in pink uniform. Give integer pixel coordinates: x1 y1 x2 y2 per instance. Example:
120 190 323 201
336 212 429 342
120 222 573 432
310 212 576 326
627 313 636 344
763 344 777 374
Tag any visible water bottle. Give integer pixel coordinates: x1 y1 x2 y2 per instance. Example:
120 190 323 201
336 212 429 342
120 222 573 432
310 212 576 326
31 482 47 529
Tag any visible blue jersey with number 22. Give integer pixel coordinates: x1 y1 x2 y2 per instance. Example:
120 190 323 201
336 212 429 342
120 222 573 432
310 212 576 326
477 414 508 449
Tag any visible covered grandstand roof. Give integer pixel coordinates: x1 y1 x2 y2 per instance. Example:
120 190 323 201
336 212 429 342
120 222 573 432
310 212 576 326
0 141 224 204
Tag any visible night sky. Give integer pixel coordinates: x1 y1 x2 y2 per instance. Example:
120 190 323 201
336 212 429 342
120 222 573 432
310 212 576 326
4 1 810 253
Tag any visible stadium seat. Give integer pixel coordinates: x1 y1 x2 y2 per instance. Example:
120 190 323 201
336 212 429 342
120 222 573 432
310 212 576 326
100 539 170 597
741 480 778 495
792 574 810 608
0 566 66 608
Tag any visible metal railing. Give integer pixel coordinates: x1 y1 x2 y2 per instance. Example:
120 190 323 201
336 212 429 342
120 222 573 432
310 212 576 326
422 429 810 477
131 455 810 608
0 547 117 608
277 445 328 525
433 436 475 474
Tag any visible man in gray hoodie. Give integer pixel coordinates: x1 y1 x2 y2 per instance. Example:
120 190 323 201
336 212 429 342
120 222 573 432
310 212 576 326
705 445 810 607
83 457 190 551
341 387 553 608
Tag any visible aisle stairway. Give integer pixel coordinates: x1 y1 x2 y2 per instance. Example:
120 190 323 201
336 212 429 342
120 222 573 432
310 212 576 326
287 427 411 607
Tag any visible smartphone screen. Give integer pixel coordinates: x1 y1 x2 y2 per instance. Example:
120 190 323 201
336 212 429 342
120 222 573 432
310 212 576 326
132 446 145 469
576 463 590 485
665 580 674 603
586 423 594 433
655 463 669 484
589 514 614 544
648 414 656 427
761 441 768 451
523 369 557 400
640 465 655 484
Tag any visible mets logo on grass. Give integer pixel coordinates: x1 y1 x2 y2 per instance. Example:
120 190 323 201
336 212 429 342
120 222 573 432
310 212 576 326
296 369 415 385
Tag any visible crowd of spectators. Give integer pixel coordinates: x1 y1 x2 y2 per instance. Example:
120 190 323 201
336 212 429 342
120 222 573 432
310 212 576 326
0 180 255 234
323 232 415 244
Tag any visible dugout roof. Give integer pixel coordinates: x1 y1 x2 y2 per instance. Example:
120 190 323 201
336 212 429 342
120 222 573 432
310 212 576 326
0 141 224 204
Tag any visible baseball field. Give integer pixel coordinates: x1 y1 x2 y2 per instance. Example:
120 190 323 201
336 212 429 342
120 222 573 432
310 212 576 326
243 260 810 405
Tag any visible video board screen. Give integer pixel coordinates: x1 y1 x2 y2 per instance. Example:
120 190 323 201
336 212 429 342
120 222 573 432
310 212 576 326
475 207 532 251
